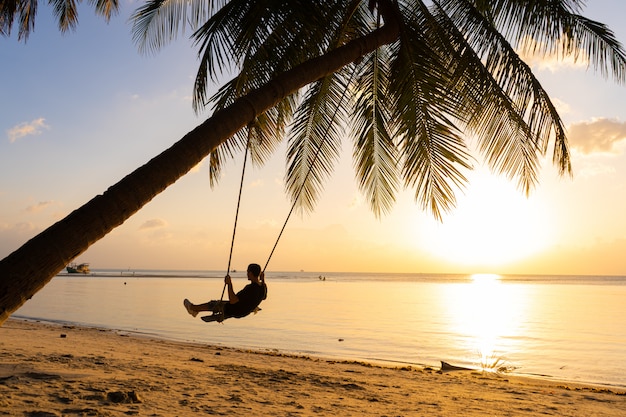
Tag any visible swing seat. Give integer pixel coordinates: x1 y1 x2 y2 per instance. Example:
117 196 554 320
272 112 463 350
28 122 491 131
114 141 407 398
200 307 262 323
201 313 225 323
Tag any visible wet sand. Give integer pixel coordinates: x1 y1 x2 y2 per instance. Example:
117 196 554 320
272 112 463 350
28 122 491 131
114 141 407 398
1 318 624 416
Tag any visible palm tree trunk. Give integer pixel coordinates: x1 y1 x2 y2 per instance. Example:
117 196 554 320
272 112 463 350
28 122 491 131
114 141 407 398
0 17 400 326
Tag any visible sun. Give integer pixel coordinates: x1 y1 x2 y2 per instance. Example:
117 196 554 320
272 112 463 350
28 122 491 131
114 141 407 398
413 171 554 269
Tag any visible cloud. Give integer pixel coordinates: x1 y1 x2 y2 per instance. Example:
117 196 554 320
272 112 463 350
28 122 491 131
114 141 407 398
576 162 616 179
139 218 168 230
0 222 39 257
7 118 50 143
551 98 571 115
24 201 55 213
568 118 626 155
0 221 37 235
517 36 588 72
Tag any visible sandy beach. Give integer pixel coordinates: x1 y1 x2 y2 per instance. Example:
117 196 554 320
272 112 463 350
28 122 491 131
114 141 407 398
1 318 624 416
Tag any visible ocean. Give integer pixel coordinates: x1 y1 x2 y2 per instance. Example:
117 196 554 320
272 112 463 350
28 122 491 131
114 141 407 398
13 270 626 389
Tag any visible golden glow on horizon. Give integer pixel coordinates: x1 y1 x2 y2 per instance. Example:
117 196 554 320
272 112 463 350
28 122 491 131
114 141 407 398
445 274 524 370
471 273 501 283
414 174 554 269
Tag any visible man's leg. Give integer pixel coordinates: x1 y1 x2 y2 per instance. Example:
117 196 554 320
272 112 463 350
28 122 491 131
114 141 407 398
184 299 225 317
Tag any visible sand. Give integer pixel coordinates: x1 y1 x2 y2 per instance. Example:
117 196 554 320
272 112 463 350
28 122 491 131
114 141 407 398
1 319 624 416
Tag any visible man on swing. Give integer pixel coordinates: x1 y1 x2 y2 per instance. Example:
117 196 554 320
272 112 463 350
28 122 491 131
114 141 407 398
184 263 267 322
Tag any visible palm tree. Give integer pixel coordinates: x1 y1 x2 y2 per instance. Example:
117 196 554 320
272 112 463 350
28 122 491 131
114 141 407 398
0 0 119 40
1 0 624 326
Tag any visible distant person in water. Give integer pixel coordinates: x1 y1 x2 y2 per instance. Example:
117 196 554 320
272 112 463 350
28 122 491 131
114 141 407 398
184 263 267 322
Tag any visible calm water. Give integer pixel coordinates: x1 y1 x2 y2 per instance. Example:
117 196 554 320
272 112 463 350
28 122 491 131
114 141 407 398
12 270 626 389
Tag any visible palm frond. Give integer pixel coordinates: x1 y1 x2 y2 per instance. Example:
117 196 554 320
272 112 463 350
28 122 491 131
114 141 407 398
191 0 345 112
131 0 217 55
89 0 119 21
19 0 37 36
559 14 626 83
50 0 78 32
435 0 568 187
0 0 17 37
285 70 351 214
206 112 287 188
282 1 371 213
203 97 296 187
1 0 37 40
468 0 626 83
351 45 399 218
386 1 473 220
200 1 356 189
200 58 297 185
472 0 584 43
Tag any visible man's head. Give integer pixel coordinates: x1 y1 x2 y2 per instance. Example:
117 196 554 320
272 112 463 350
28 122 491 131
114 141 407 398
247 263 261 278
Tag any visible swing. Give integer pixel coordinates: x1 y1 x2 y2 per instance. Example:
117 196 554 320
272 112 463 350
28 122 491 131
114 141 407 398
198 127 319 324
199 69 355 324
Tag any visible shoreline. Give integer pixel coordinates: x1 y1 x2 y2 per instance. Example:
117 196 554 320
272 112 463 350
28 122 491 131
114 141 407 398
1 318 624 416
16 274 626 390
13 313 626 391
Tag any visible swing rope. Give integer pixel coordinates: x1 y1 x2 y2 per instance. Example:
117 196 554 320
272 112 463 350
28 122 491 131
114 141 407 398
220 130 252 302
261 135 324 274
262 69 356 273
223 66 357 283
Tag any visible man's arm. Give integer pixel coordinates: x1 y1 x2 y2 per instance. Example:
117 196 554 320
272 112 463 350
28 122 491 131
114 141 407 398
225 275 239 304
260 272 267 300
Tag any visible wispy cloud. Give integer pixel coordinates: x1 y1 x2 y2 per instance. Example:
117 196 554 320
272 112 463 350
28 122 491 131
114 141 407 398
551 98 571 115
576 162 616 179
139 218 168 230
24 201 55 213
568 118 626 155
7 118 50 143
0 221 36 233
517 36 589 72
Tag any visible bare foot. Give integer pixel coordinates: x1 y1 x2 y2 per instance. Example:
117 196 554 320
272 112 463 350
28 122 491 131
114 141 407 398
184 299 198 317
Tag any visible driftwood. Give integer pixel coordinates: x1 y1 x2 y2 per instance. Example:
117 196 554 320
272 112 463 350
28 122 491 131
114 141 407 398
440 361 473 372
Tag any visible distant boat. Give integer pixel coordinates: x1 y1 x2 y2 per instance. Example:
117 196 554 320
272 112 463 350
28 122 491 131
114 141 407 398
66 263 90 274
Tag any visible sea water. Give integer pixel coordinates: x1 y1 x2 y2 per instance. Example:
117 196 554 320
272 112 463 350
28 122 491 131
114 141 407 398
12 271 626 389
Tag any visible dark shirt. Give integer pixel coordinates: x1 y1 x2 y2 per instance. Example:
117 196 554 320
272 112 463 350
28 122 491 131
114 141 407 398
224 282 267 318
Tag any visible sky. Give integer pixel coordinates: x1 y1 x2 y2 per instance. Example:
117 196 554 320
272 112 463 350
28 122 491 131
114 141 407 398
1 1 626 276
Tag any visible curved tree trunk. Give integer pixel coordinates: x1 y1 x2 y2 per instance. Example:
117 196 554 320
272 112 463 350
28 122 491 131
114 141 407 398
0 19 399 326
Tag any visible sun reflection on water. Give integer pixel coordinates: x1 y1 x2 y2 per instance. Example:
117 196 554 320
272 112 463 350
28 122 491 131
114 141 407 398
444 274 524 372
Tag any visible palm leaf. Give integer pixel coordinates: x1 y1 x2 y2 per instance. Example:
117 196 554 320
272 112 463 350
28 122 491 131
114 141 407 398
434 0 563 191
351 45 399 217
283 0 368 213
386 1 473 219
285 71 351 214
131 0 216 55
465 0 626 82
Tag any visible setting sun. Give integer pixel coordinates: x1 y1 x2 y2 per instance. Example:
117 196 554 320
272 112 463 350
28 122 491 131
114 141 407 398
415 171 555 269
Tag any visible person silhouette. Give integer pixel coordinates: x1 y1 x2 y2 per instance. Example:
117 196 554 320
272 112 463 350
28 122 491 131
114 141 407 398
184 263 267 322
